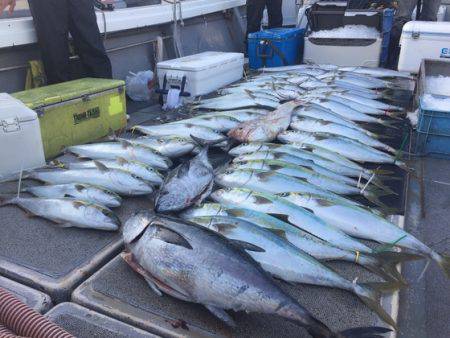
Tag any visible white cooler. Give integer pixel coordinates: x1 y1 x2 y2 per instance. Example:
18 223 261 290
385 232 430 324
157 51 244 97
398 21 450 73
303 37 382 67
0 93 45 177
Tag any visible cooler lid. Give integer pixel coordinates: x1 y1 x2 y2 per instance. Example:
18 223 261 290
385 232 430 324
157 52 244 72
12 78 125 109
402 21 450 36
249 28 304 40
0 93 37 123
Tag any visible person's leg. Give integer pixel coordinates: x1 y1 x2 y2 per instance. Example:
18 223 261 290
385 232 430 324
266 0 283 29
395 0 418 21
420 0 442 21
246 0 266 35
67 0 112 79
28 0 70 84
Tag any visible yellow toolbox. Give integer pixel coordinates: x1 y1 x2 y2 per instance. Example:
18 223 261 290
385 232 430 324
13 78 127 159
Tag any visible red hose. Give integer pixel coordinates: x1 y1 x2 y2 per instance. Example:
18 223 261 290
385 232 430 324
0 323 16 338
0 287 74 338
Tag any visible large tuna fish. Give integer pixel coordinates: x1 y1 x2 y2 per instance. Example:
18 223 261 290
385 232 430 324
122 211 391 338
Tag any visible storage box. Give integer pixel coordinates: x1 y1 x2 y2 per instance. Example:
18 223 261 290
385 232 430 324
303 37 382 67
12 78 127 159
398 21 450 74
0 93 45 176
307 2 347 32
157 52 244 97
248 28 305 69
415 59 450 158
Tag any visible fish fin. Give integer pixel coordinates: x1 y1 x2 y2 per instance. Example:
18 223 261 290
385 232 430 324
152 222 193 250
121 252 163 296
116 157 129 165
74 184 86 192
59 222 74 228
338 326 392 338
268 213 291 224
372 168 395 176
120 139 133 148
205 305 236 327
255 171 273 181
94 160 109 172
143 277 164 297
194 180 214 206
72 201 85 209
253 195 273 205
354 282 400 330
189 134 228 148
266 228 288 241
229 239 266 253
368 251 423 284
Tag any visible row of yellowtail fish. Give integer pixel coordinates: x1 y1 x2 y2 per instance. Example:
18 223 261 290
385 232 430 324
1 64 448 338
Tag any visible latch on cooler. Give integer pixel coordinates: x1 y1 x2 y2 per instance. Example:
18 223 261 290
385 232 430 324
1 117 20 133
156 74 191 106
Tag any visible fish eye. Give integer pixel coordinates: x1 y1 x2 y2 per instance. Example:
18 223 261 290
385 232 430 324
279 192 288 197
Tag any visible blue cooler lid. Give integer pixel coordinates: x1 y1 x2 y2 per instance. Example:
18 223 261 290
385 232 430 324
248 27 304 40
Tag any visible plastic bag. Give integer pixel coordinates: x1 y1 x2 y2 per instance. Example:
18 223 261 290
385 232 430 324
125 70 154 101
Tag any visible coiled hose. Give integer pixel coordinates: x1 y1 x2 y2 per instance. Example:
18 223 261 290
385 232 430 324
0 287 73 338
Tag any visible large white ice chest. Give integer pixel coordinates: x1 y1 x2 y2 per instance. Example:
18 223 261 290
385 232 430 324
0 93 45 177
398 21 450 73
303 37 382 67
157 51 244 97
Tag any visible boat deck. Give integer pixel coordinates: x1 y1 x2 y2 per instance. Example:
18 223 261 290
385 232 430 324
0 101 448 337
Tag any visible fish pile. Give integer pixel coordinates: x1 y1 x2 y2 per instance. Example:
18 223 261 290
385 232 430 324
122 65 449 335
0 139 175 231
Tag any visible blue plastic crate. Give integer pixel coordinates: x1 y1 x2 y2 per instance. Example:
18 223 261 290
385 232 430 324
416 97 450 159
380 9 394 65
248 28 305 69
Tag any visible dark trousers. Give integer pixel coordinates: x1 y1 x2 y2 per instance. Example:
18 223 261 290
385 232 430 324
28 0 112 85
246 0 283 36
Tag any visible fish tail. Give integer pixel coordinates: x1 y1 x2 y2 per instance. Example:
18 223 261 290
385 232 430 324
363 190 395 211
393 159 413 172
432 252 450 278
379 119 399 130
368 179 398 196
337 326 392 338
353 282 400 329
369 251 424 284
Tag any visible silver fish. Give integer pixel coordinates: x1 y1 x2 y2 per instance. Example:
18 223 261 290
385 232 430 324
214 168 354 205
180 203 416 282
193 96 280 110
156 145 214 213
339 67 414 79
279 192 450 278
307 99 392 126
123 136 195 158
66 158 164 185
25 164 153 196
228 160 365 197
133 123 226 145
294 105 368 133
0 197 120 231
122 211 392 336
232 151 359 186
278 131 405 166
23 183 122 208
169 115 240 132
67 140 172 170
290 117 396 154
189 215 398 327
210 187 372 254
